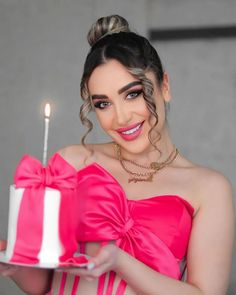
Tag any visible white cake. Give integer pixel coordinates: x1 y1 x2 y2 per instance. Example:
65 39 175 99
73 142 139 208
5 185 63 267
2 153 80 268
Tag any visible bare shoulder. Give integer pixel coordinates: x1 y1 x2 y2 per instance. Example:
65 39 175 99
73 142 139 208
57 144 92 170
57 142 113 171
198 166 232 198
190 164 234 214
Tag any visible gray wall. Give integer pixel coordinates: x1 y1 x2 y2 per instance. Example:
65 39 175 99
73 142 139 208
0 0 235 294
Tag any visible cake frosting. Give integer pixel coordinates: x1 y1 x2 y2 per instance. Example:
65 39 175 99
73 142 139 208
4 153 80 267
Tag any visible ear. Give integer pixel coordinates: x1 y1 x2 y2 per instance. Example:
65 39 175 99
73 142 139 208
161 72 171 103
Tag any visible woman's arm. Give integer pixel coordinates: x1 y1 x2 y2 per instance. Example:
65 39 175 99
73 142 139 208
0 241 53 295
10 267 53 295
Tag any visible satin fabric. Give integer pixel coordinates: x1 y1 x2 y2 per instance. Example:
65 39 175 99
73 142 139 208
76 161 194 279
51 153 194 295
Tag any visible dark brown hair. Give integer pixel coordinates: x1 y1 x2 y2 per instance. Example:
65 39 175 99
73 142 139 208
80 15 165 147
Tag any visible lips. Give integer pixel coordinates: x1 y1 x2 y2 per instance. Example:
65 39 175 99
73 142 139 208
116 121 144 141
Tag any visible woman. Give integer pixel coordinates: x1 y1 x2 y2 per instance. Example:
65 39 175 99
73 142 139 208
0 15 234 295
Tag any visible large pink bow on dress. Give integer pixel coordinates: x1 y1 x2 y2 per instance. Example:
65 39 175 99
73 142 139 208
11 153 78 264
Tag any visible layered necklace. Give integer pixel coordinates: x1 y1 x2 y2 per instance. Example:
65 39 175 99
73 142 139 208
114 143 179 183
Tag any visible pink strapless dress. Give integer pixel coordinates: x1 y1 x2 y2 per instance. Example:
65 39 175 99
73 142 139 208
50 154 194 295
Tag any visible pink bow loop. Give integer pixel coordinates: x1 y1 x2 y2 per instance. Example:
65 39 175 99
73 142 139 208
14 154 77 189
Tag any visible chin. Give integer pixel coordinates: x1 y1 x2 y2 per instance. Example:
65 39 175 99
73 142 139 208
119 140 153 155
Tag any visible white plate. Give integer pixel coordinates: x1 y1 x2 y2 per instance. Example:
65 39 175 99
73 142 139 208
0 251 90 269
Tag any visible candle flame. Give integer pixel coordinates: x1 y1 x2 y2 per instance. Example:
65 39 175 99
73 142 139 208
44 103 51 118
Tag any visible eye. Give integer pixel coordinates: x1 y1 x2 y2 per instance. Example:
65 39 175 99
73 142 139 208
126 89 143 100
93 101 111 110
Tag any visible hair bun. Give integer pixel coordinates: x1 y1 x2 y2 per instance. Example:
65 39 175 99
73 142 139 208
87 15 131 46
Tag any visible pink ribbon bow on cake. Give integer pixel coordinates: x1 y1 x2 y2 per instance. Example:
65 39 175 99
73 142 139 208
11 153 79 265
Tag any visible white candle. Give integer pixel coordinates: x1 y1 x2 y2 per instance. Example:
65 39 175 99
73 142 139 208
43 103 51 166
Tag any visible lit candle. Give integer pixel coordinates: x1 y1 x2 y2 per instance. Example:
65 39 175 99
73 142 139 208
43 103 51 166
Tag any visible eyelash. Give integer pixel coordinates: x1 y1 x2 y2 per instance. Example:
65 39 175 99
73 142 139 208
93 89 143 110
93 101 111 109
126 89 143 100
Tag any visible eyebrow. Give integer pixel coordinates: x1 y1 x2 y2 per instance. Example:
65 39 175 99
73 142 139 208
118 81 142 94
91 81 142 100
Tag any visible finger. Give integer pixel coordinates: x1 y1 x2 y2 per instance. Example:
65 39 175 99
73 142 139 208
1 266 18 277
56 266 91 276
0 263 7 271
84 275 96 282
59 264 107 281
0 240 7 251
87 246 111 270
87 261 96 270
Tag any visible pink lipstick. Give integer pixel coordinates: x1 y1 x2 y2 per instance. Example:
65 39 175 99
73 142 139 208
116 121 144 141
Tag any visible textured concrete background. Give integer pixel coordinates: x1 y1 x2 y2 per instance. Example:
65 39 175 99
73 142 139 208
0 0 235 294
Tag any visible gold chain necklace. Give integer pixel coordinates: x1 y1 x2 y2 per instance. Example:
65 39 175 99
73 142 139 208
114 143 179 183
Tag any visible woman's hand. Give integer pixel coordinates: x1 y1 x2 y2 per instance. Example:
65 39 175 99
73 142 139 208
0 240 19 277
60 243 121 281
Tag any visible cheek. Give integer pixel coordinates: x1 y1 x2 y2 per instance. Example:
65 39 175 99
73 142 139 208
140 99 159 126
95 111 112 130
134 100 150 116
141 105 152 123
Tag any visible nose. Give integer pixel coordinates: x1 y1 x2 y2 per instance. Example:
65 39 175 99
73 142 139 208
114 102 132 126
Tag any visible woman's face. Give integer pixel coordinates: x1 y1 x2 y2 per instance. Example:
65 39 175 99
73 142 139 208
87 59 170 154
